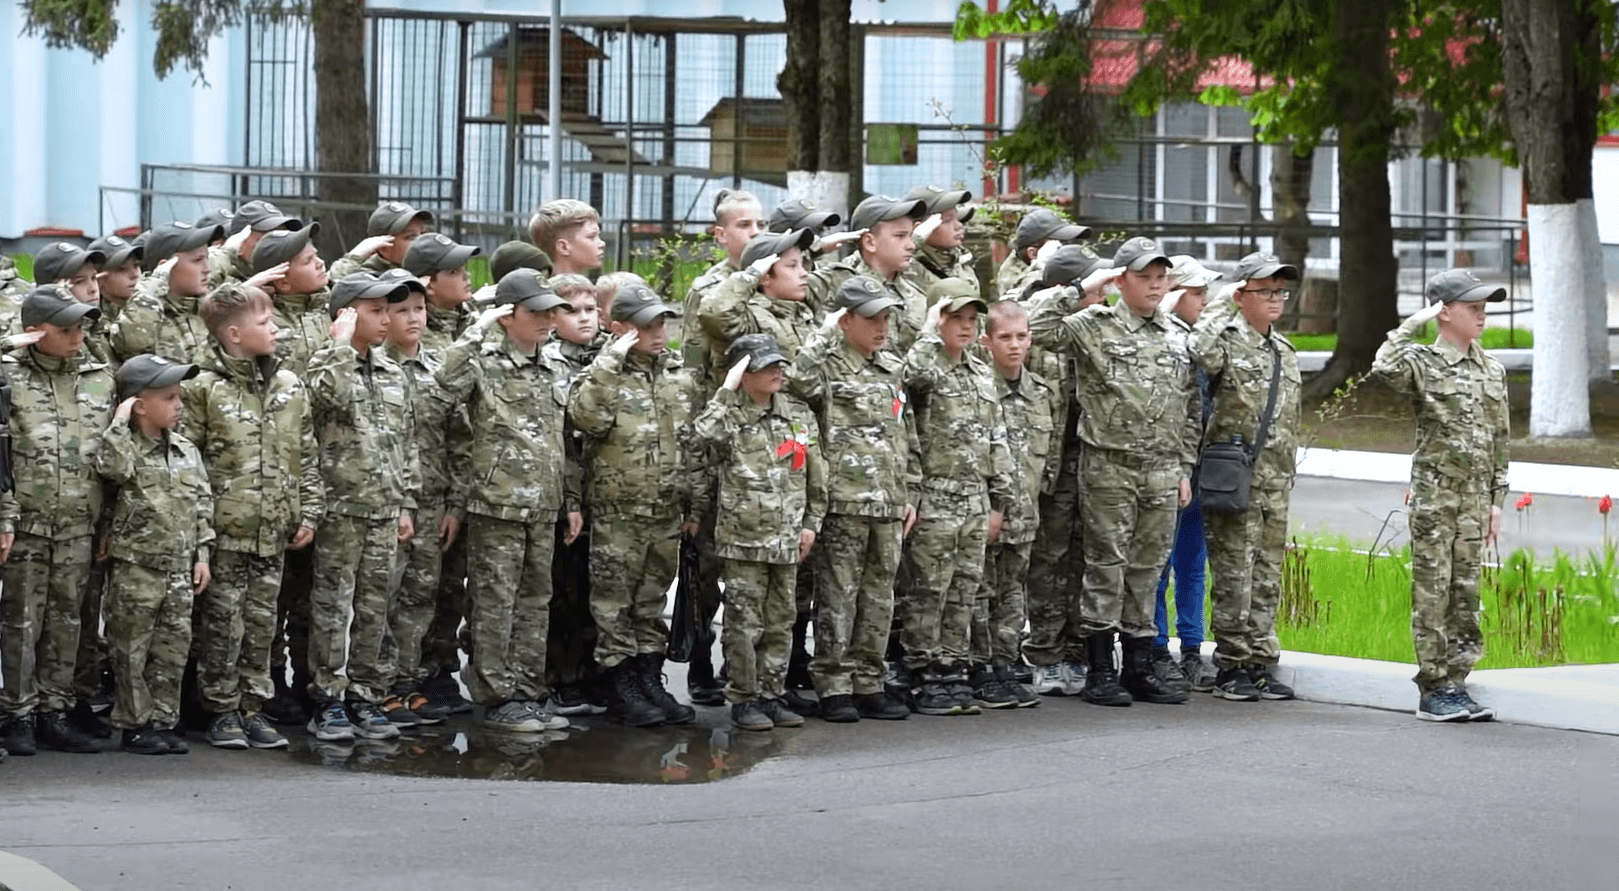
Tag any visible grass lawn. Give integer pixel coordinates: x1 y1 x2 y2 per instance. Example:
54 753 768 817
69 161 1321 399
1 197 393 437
1288 325 1532 352
1177 534 1619 668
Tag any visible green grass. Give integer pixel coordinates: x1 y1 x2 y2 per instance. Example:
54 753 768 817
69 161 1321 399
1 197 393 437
6 253 31 281
1288 325 1532 352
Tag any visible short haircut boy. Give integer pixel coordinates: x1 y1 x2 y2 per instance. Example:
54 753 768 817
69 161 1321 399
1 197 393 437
528 199 600 257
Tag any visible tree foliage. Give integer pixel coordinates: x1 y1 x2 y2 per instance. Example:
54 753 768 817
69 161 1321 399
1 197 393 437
22 0 301 81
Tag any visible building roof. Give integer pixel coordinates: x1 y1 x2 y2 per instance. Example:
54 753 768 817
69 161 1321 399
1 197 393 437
698 97 787 128
474 27 607 61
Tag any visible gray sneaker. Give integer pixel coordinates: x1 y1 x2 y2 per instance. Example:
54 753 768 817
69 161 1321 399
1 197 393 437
522 699 571 731
346 700 402 740
205 712 250 749
482 700 546 733
1417 685 1471 722
1152 648 1191 693
241 711 289 749
1181 651 1213 692
1450 686 1496 722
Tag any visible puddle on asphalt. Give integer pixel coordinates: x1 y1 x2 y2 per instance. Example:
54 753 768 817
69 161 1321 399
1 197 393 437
285 710 786 784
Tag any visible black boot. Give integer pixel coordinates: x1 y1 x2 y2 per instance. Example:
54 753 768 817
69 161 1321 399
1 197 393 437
2 714 37 756
35 710 101 753
636 655 696 725
261 670 310 726
685 648 725 707
1080 633 1133 707
1121 636 1189 704
613 659 665 727
421 667 474 715
68 699 113 739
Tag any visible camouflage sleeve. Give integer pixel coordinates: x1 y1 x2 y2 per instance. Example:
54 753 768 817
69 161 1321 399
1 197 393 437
1181 376 1201 479
680 374 711 521
1491 364 1511 507
1370 319 1422 396
400 374 421 514
987 403 1017 514
1025 286 1089 359
109 290 165 363
191 450 216 566
91 419 140 485
434 328 483 407
178 378 210 448
327 254 366 282
442 401 473 521
901 334 946 398
902 397 923 504
1189 294 1237 378
561 418 583 517
304 343 363 423
697 269 763 346
785 332 830 411
691 386 742 457
297 392 325 531
566 346 626 438
802 411 827 535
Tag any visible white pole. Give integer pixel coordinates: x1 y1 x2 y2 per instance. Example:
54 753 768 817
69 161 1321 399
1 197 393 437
548 0 563 202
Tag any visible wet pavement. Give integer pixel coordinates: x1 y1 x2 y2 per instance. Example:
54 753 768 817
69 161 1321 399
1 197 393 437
284 708 786 784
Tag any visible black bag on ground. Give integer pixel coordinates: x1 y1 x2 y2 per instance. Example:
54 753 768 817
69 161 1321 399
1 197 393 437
665 533 700 663
1197 338 1281 514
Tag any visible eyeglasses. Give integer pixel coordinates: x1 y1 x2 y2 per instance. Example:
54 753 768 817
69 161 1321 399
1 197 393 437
1239 288 1292 303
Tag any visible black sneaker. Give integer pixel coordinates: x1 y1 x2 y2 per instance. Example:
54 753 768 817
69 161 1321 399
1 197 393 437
819 693 860 723
1212 666 1260 702
1417 685 1471 722
36 710 101 753
1452 687 1495 721
912 681 961 716
158 726 190 755
1181 650 1213 692
122 724 169 756
241 711 289 749
758 698 805 728
551 683 605 717
971 666 1018 710
421 669 476 716
1 715 36 757
937 664 981 715
731 700 774 732
854 692 909 720
1250 664 1296 700
1152 648 1191 693
996 665 1039 708
781 688 820 718
377 695 423 727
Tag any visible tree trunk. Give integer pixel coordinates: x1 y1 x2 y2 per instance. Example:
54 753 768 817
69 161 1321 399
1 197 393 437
1570 0 1608 381
779 0 820 173
312 0 375 259
1272 143 1320 332
1304 0 1400 403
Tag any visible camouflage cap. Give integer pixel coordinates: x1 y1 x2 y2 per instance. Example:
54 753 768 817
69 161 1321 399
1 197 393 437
903 184 975 224
89 235 142 269
143 221 226 271
1168 255 1222 289
489 241 552 283
1041 244 1111 287
1233 251 1299 282
926 278 988 315
849 195 928 233
251 223 322 273
233 199 303 233
1014 208 1091 252
834 275 903 318
329 272 414 319
21 285 101 329
367 200 434 237
1113 236 1172 272
116 353 200 401
725 333 790 372
610 283 678 326
1425 268 1506 304
403 232 481 276
768 197 841 233
33 242 106 285
494 269 568 312
740 228 815 270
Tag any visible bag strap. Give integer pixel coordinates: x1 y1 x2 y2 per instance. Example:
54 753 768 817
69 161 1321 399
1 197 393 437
1249 337 1282 460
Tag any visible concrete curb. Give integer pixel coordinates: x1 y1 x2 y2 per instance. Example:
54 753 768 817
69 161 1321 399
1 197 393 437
1294 446 1619 498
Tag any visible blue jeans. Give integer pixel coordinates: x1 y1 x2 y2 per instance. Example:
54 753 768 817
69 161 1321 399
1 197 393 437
1153 499 1206 649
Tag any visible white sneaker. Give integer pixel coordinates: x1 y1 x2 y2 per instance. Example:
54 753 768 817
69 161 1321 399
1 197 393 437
1034 664 1065 695
524 699 571 731
1059 660 1088 696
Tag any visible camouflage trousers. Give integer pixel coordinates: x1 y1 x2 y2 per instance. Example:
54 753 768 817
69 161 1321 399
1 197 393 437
721 559 797 703
547 519 597 687
973 541 1031 666
1203 486 1289 670
423 527 469 676
196 549 285 713
1079 450 1180 638
106 559 194 731
1023 445 1087 666
390 503 450 689
465 513 557 706
0 532 94 718
590 511 679 670
899 496 988 671
73 559 109 701
309 515 405 704
812 514 901 698
1408 485 1487 693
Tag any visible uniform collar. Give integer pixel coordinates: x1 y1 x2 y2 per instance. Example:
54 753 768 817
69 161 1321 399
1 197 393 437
1434 334 1481 367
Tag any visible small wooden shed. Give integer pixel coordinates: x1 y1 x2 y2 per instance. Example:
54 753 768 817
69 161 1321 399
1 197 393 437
477 27 606 117
699 97 788 178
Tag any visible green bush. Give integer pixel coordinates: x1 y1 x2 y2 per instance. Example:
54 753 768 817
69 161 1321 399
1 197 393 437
1288 325 1532 352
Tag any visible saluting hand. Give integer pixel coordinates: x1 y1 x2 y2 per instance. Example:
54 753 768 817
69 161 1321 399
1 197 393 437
224 225 253 253
114 396 138 422
748 252 781 277
1081 265 1121 293
722 358 748 392
609 328 640 357
819 229 865 251
1407 300 1445 328
351 235 395 259
915 214 944 243
821 307 848 331
329 307 358 342
923 297 943 335
244 262 290 292
1160 289 1184 315
1036 238 1062 262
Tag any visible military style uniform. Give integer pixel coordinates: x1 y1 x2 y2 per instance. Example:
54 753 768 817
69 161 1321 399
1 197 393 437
568 346 706 670
788 328 922 700
206 244 254 290
899 333 1016 674
696 268 820 379
110 276 212 366
995 253 1037 299
418 300 477 680
270 291 333 378
681 257 736 387
1372 306 1509 697
0 348 117 727
805 255 929 354
305 341 419 705
92 422 214 732
903 242 980 296
1188 295 1302 673
692 386 826 705
327 252 396 283
437 326 578 707
181 346 324 716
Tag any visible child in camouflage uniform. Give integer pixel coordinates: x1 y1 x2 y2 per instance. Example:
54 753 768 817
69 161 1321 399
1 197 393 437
110 220 225 365
95 354 214 755
328 201 434 281
693 334 826 732
251 225 333 377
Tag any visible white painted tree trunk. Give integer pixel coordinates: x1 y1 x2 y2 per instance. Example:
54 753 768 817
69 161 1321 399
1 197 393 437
786 170 850 228
1577 197 1609 380
1528 202 1592 436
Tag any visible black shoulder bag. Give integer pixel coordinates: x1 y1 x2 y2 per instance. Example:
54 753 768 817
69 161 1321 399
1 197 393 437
1198 339 1280 514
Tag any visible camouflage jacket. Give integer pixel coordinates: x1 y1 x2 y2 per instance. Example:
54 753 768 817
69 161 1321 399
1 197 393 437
206 244 254 290
181 345 325 557
93 423 214 571
0 347 117 538
993 367 1060 544
1188 297 1302 491
437 329 579 523
386 341 467 516
327 252 396 282
902 334 1016 518
903 242 980 296
271 291 332 378
306 342 420 520
805 255 929 355
1010 284 1080 494
787 330 921 519
110 275 210 365
568 346 706 520
994 253 1038 300
695 267 819 381
1372 319 1510 505
422 303 472 356
681 257 737 387
692 387 827 564
1028 289 1200 477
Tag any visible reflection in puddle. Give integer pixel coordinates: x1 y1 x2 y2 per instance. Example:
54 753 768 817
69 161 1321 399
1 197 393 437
286 711 786 784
